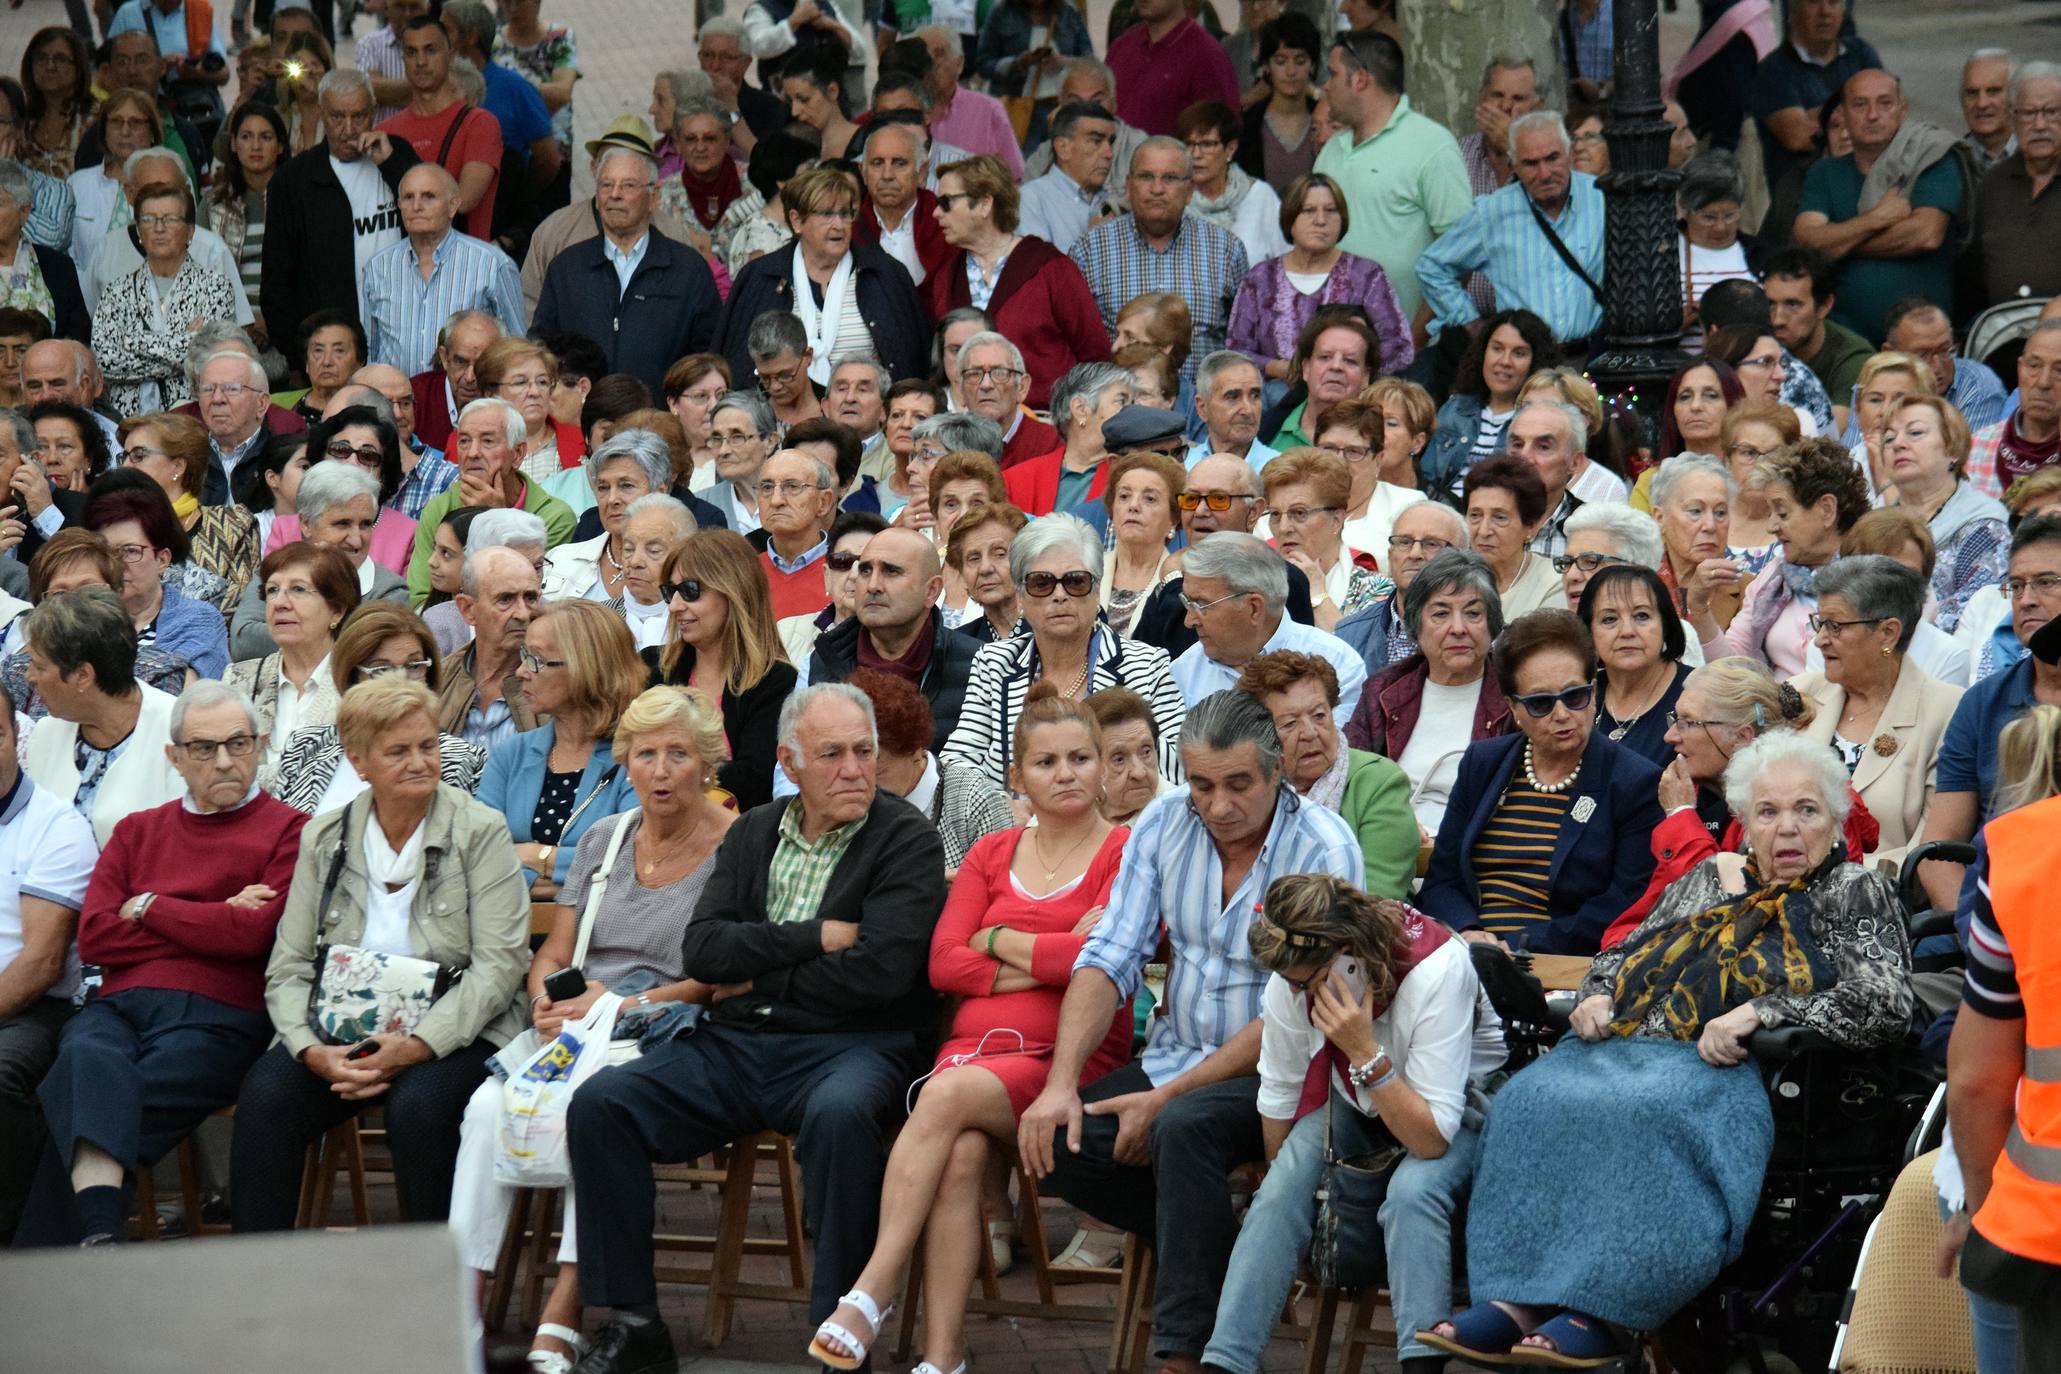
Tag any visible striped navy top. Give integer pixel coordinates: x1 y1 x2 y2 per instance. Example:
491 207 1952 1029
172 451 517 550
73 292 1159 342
1471 776 1573 939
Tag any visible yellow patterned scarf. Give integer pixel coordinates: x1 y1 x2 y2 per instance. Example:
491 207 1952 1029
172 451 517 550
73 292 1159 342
1608 850 1842 1040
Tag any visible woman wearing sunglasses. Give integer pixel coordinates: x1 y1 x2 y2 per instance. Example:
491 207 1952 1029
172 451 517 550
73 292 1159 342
942 514 1186 791
644 529 798 810
1415 608 1665 956
265 407 419 576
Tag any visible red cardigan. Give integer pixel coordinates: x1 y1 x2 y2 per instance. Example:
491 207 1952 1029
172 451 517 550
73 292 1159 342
922 236 1112 409
1001 413 1062 471
1003 444 1111 517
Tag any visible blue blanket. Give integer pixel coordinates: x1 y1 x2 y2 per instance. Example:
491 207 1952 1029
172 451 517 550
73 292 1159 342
1464 1034 1775 1329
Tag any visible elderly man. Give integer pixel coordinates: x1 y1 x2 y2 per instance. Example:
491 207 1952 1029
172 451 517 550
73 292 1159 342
436 545 539 749
532 147 719 396
353 362 459 518
14 681 306 1247
1172 531 1365 729
757 448 837 620
804 526 977 738
852 119 948 289
1874 299 2009 436
1314 32 1471 324
361 165 525 380
1418 111 1606 343
411 309 503 454
829 360 889 481
914 25 1024 174
194 350 274 507
1969 321 2061 499
1510 399 1588 558
1973 60 2061 309
1332 501 1469 676
869 72 978 188
0 684 99 1243
1104 0 1239 137
1962 48 2018 172
406 398 576 601
1131 455 1316 656
954 332 1058 470
0 408 79 568
1072 139 1249 386
1189 352 1278 471
696 18 787 141
1019 688 1360 1374
745 313 826 434
1751 0 1885 198
1793 69 1963 344
1459 55 1542 196
566 683 945 1374
379 15 502 239
520 119 695 316
1019 101 1120 255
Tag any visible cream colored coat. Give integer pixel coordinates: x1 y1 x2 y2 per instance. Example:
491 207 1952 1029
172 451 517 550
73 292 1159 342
1792 655 1965 871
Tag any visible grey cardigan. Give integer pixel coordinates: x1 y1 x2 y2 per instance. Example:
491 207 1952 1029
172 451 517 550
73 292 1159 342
263 782 530 1060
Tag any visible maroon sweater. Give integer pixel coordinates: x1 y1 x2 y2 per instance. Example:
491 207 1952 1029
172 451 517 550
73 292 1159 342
77 793 309 1012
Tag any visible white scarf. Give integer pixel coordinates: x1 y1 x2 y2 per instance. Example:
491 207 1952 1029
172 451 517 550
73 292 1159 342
362 806 427 891
791 247 854 386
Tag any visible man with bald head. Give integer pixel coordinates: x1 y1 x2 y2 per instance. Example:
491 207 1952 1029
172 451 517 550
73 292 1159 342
1128 453 1317 657
1332 500 1470 675
438 544 540 748
20 342 108 442
412 309 503 452
363 163 525 378
352 362 459 517
803 526 980 742
852 119 949 288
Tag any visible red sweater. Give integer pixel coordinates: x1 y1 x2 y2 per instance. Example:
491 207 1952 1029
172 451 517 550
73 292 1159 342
922 237 1112 409
77 793 309 1012
761 550 833 621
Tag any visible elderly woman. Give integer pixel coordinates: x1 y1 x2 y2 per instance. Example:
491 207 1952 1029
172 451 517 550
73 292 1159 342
472 338 573 500
83 483 229 679
477 600 645 900
1416 609 1664 955
877 379 947 525
812 685 1132 1374
1088 686 1164 824
1226 173 1412 385
1790 555 1964 866
650 67 708 180
226 542 359 784
1577 564 1693 769
92 179 235 414
944 514 1186 789
658 99 744 245
64 92 158 267
0 159 85 341
231 464 412 660
1697 438 1874 676
1267 310 1381 451
1312 393 1428 569
29 401 111 491
644 529 798 809
229 676 530 1232
1649 453 1744 630
119 410 262 607
19 585 184 844
699 390 775 535
1848 351 1937 501
1261 447 1387 631
450 683 736 1374
1676 151 1759 342
268 407 419 575
1344 549 1513 835
539 430 677 605
272 604 490 815
1000 361 1134 518
1463 453 1562 620
926 155 1111 410
1424 734 1912 1365
1556 502 1663 611
1883 394 2008 634
1422 310 1555 500
1331 501 1469 679
850 666 1015 873
1717 398 1800 566
661 354 732 490
0 531 194 708
717 127 816 277
1100 452 1184 636
1238 651 1417 896
950 503 1029 647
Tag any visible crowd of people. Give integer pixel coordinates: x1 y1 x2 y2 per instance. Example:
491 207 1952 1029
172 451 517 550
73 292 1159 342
0 0 2056 1372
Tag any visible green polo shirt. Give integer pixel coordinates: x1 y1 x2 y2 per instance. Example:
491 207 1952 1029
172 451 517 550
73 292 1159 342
1312 95 1474 320
767 799 868 925
406 475 578 605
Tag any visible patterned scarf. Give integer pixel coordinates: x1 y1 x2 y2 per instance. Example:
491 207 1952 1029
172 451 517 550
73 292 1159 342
0 243 54 329
1607 847 1843 1040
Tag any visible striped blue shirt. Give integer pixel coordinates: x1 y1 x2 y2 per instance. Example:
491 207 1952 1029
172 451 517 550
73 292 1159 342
1077 786 1362 1084
362 229 527 378
1072 213 1249 387
1417 173 1606 341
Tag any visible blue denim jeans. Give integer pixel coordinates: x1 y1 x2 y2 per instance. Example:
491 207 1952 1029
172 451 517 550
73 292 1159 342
1202 1102 1482 1372
1939 1194 2021 1374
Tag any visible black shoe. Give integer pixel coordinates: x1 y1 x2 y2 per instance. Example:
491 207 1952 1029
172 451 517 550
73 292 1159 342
570 1317 677 1374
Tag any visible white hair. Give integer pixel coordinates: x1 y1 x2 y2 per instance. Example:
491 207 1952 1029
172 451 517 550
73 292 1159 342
1721 733 1854 828
1514 398 1589 455
170 679 259 741
318 67 374 105
957 330 1024 374
777 681 878 756
595 145 658 185
1008 512 1106 585
458 396 527 449
294 461 380 525
1562 501 1664 568
459 544 535 599
201 347 269 393
2012 60 2061 106
1507 110 1570 159
1395 498 1469 549
588 428 674 492
1649 452 1739 510
624 492 698 541
466 507 549 555
122 145 181 182
1182 531 1289 613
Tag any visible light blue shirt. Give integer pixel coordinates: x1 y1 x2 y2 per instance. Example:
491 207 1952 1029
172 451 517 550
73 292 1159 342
1416 173 1607 340
108 0 224 56
362 228 526 378
1185 435 1279 471
602 232 651 297
767 533 828 575
1018 167 1102 254
463 694 516 752
1077 786 1361 1084
1171 615 1367 731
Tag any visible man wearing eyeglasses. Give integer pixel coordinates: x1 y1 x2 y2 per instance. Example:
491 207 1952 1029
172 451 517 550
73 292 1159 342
743 312 826 436
1129 455 1317 659
437 545 539 749
194 350 274 507
956 333 1059 471
1170 531 1364 730
1331 501 1471 677
11 681 306 1248
757 449 839 621
1972 61 2061 309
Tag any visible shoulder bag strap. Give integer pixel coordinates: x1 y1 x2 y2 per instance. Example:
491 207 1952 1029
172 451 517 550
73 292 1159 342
314 793 362 937
557 762 624 840
570 808 640 969
1525 196 1607 308
434 105 473 173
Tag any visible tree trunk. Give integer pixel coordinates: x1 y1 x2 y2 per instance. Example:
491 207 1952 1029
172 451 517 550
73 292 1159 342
1396 0 1564 134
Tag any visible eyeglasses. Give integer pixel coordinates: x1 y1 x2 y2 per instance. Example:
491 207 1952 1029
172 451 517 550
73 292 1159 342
1387 533 1452 553
1179 589 1247 616
708 430 762 449
120 445 169 466
2014 105 2061 124
1689 207 1742 230
1321 444 1375 464
1510 683 1596 718
356 658 432 681
1175 491 1248 512
2005 573 2061 598
754 364 803 388
495 377 554 395
1023 570 1096 598
1267 504 1340 526
517 648 567 672
1806 613 1886 635
31 50 78 67
1551 551 1633 575
756 478 826 498
111 542 153 564
660 577 705 604
964 366 1023 385
1727 442 1773 462
933 193 975 212
136 214 188 229
324 440 383 465
175 734 259 762
1665 711 1730 735
826 550 861 572
197 382 254 399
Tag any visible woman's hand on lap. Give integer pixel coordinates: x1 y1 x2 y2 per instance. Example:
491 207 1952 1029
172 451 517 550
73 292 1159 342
1569 993 1614 1043
1696 1002 1761 1067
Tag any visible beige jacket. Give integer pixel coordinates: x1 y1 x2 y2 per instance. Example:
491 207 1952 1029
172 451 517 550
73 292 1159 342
1793 655 1965 870
263 782 531 1060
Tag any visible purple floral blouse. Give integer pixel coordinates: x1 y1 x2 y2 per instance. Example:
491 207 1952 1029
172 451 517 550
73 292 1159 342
1225 252 1415 379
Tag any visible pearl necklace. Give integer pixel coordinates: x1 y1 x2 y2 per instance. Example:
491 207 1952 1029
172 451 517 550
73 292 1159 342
1523 741 1582 794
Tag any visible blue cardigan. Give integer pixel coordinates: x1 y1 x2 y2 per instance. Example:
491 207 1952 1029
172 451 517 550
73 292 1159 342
155 580 228 679
475 724 638 885
1415 731 1663 955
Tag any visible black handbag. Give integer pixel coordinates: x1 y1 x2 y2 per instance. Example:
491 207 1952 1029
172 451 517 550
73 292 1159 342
1307 1088 1407 1291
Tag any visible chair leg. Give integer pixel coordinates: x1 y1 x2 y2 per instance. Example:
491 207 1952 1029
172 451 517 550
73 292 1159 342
1300 1287 1339 1374
521 1190 562 1331
894 1248 923 1364
486 1188 532 1332
132 1166 160 1241
701 1134 763 1349
774 1137 807 1290
1338 1289 1384 1374
1125 1242 1156 1374
175 1137 208 1237
341 1121 369 1225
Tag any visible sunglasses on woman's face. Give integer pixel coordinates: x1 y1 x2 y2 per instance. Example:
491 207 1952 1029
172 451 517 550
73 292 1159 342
826 550 861 573
1022 570 1096 598
1510 682 1597 718
660 578 704 604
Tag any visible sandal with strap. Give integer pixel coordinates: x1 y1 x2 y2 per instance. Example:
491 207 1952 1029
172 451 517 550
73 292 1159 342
526 1322 591 1374
806 1289 894 1371
1505 1311 1624 1369
913 1362 967 1374
1414 1302 1528 1363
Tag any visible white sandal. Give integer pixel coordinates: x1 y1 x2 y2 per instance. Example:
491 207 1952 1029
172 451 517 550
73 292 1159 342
526 1321 591 1374
806 1289 893 1371
913 1362 967 1374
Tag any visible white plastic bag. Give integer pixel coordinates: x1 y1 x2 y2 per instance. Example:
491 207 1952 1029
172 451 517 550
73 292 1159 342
493 992 623 1187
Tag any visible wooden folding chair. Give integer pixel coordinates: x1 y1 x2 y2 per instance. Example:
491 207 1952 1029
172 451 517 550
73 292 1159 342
295 1117 371 1229
130 1105 237 1240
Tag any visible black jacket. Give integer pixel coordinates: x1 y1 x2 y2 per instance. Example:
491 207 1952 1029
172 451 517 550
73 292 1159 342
680 789 946 1036
31 246 90 343
1129 565 1317 661
807 607 980 747
641 646 797 811
260 140 421 340
714 240 930 386
531 225 721 395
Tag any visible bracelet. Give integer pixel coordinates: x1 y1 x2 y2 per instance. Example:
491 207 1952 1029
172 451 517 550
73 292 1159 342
986 924 1005 956
1347 1052 1393 1089
1364 1064 1400 1093
530 992 549 1007
539 845 556 869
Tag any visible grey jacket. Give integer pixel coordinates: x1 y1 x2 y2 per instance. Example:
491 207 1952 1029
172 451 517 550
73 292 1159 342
263 782 530 1060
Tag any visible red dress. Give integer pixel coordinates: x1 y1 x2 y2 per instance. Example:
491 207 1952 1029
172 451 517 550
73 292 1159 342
926 826 1135 1117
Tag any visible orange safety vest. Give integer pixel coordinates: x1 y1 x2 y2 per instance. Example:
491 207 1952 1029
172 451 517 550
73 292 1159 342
1970 798 2061 1266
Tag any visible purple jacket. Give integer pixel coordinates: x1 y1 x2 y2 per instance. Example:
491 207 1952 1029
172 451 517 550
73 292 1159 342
1225 252 1415 379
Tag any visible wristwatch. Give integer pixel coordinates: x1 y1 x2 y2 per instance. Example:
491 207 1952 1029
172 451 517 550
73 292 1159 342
132 892 157 920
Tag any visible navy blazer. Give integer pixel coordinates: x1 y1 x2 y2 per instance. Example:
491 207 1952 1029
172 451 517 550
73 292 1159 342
474 724 638 886
531 227 720 395
1414 731 1663 955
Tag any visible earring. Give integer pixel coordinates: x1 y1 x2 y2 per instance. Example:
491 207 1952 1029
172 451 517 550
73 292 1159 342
1882 645 1892 657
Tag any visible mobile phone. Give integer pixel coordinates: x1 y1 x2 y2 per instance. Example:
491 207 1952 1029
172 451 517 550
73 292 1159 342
345 1039 380 1060
542 966 586 1002
1328 954 1368 1004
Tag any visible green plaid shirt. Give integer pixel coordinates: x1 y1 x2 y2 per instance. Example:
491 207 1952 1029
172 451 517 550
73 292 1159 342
765 800 869 925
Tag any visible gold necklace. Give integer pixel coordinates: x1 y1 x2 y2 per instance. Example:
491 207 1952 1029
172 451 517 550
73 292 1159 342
1030 824 1096 882
636 820 701 878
